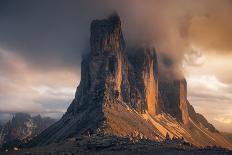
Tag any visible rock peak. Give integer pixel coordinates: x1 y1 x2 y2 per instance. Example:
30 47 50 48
29 15 232 150
90 14 125 56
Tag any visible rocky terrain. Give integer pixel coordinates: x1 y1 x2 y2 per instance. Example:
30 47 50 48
0 113 55 150
4 135 232 155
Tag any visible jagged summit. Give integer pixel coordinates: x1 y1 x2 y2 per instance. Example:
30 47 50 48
29 15 232 149
0 113 55 150
90 14 125 56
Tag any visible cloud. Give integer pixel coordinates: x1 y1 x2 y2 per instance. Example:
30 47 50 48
184 53 232 84
213 115 232 132
186 73 232 132
187 75 228 91
0 49 78 119
189 7 232 53
215 117 232 125
183 50 205 67
0 0 231 71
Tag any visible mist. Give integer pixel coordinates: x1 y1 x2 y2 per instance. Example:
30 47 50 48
1 0 232 79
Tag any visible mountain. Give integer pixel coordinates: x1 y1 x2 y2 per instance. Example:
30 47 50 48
29 14 232 150
0 113 55 150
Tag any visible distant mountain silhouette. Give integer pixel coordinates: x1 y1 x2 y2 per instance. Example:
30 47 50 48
0 113 55 150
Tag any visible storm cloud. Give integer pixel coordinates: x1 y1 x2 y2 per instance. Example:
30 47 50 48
0 0 232 78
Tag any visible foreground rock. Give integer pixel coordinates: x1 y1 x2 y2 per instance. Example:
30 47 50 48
4 135 232 155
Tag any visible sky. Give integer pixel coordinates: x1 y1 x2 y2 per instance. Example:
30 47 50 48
0 0 232 132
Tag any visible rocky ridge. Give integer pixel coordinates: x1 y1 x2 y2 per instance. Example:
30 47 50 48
0 113 55 150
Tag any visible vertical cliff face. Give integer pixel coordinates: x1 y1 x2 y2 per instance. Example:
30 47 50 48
127 47 159 116
159 79 190 125
90 15 125 96
178 80 190 125
66 15 125 113
142 48 159 116
29 15 232 149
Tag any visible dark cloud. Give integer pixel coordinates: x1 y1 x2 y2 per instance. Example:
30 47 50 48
158 53 184 81
0 0 108 70
0 0 232 73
